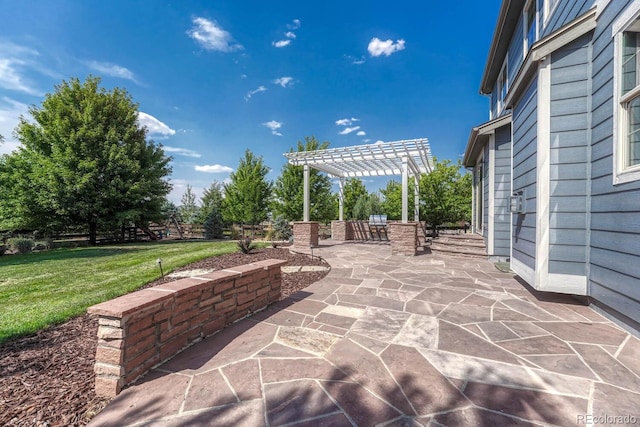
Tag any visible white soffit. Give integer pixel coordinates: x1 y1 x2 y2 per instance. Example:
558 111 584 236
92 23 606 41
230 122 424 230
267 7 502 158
283 139 434 178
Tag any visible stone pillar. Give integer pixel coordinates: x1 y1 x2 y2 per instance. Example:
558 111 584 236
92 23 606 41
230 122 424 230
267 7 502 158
293 221 319 248
389 222 418 256
331 220 353 241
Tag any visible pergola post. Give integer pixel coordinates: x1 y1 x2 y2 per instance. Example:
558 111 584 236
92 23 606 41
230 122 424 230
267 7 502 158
338 177 344 221
414 175 420 221
303 164 310 222
402 156 408 224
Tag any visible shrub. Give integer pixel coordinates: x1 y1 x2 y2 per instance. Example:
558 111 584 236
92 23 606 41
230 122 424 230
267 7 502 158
8 237 35 254
0 245 6 256
237 237 256 254
230 226 240 240
272 215 292 241
34 238 53 251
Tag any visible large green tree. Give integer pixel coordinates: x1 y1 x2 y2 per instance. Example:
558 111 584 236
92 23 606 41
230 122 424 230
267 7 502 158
0 76 172 243
419 158 472 228
342 178 368 220
272 136 336 223
223 149 272 229
380 180 416 220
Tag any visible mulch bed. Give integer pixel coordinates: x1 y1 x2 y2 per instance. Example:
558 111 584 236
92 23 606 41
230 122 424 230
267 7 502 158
0 247 329 427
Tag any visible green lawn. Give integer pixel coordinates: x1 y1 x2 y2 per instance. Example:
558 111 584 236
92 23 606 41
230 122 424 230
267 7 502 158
0 240 240 342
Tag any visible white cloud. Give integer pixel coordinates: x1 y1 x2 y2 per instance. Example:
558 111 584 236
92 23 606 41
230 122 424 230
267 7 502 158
344 54 365 65
263 120 283 136
272 40 291 48
335 117 359 126
356 130 366 136
273 76 294 88
288 19 301 30
339 126 360 135
368 37 406 57
86 61 139 83
0 41 42 95
187 17 243 52
163 146 201 158
195 164 233 173
138 112 176 137
0 59 41 95
0 96 29 155
362 138 371 143
285 31 296 39
375 140 385 144
245 85 267 101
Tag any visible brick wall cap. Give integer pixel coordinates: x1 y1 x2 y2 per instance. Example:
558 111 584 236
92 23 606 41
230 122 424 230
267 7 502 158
197 269 238 281
222 259 286 275
88 289 171 318
154 277 212 294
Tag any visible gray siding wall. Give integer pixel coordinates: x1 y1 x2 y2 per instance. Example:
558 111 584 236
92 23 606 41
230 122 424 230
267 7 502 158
588 0 640 324
494 124 512 257
548 34 592 276
512 78 538 270
542 0 592 38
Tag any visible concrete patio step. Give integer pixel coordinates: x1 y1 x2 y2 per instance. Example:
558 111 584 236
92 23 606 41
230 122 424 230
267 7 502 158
430 233 487 258
430 243 488 258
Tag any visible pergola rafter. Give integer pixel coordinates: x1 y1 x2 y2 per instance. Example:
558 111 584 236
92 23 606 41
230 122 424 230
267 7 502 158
283 139 433 223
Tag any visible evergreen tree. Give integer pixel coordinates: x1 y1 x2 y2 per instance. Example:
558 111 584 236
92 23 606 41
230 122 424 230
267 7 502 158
222 149 272 232
352 193 383 220
179 184 199 224
196 181 224 224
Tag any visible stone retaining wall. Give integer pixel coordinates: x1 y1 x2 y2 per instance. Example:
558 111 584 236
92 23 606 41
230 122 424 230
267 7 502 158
87 259 287 398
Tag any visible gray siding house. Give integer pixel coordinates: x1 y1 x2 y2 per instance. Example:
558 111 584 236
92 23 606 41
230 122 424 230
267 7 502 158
464 0 640 330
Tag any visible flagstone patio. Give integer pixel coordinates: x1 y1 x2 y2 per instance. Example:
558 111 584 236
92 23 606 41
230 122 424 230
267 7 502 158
89 241 640 426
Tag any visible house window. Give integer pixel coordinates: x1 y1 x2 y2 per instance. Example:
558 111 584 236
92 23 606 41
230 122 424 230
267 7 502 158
542 0 559 27
496 63 508 114
622 30 640 167
614 6 640 184
524 1 538 51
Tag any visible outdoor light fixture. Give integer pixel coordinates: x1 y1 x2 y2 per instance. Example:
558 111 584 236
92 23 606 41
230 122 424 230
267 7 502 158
157 258 164 278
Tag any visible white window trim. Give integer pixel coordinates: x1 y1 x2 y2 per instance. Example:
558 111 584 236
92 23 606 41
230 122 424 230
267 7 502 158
523 0 539 53
488 135 496 255
543 0 560 28
475 152 485 234
613 0 640 185
536 56 551 291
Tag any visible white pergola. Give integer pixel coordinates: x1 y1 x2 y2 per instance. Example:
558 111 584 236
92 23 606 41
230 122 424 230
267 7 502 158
284 139 434 223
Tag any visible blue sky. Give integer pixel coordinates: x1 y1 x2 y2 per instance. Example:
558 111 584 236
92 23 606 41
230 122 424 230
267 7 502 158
0 0 501 204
